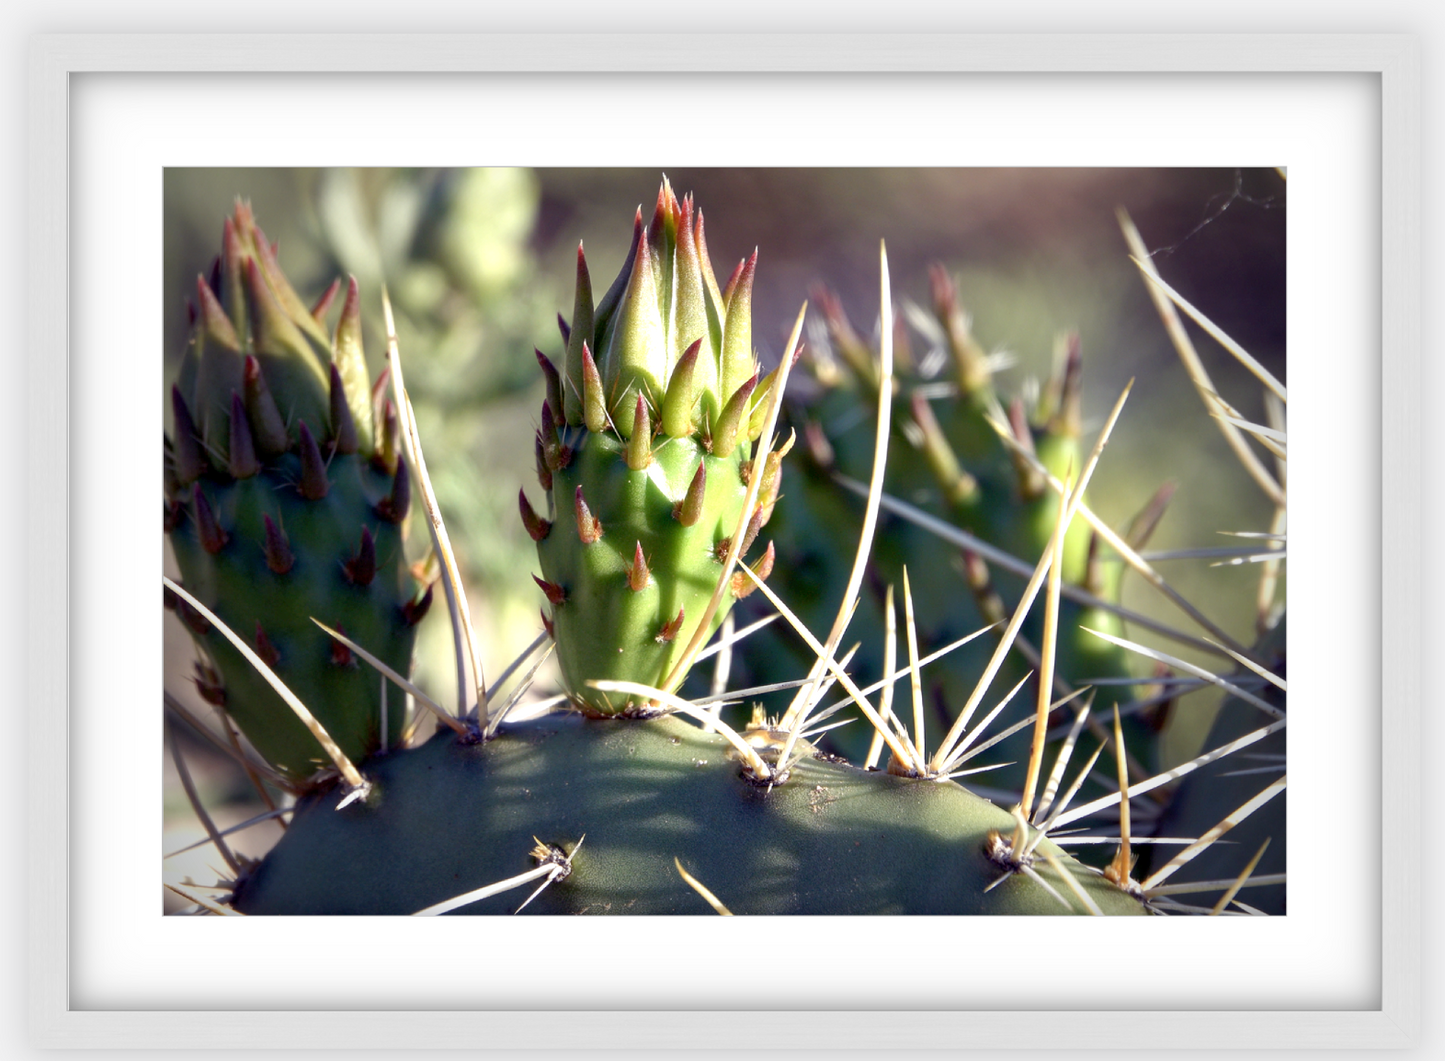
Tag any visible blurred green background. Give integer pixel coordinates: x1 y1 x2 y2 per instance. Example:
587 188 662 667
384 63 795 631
162 167 1284 907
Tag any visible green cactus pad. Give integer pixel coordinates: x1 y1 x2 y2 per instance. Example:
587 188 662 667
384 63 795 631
166 202 426 784
232 713 1145 915
169 451 418 778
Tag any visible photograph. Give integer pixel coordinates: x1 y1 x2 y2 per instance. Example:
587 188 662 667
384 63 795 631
161 165 1287 918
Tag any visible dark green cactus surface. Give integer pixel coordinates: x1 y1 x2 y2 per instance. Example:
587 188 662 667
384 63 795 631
231 713 1145 915
165 202 428 783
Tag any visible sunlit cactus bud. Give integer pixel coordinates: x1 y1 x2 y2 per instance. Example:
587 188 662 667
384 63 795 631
165 202 424 783
533 179 779 715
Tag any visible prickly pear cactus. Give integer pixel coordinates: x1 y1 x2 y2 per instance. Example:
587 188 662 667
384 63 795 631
165 202 429 783
756 269 1154 777
525 180 781 715
165 174 1285 923
232 712 1144 916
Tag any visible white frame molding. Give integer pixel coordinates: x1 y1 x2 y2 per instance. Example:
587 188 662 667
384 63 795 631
26 33 1421 1051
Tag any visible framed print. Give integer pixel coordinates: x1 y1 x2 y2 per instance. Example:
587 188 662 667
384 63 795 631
25 32 1420 1052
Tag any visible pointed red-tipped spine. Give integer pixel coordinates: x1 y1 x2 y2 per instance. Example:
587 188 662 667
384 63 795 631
243 257 309 360
626 393 652 470
563 243 594 426
328 362 359 455
721 258 746 309
519 489 552 542
193 489 229 555
1049 331 1084 438
592 209 643 341
738 504 765 557
310 277 343 324
540 606 555 640
343 527 377 586
1125 481 1178 551
580 341 607 434
732 540 775 599
254 623 281 667
194 662 227 706
719 251 757 405
1007 397 1045 500
656 606 685 644
262 514 295 575
534 432 553 491
675 460 707 527
374 398 400 475
627 541 651 591
536 348 563 426
195 273 241 349
242 355 290 458
376 458 410 524
711 371 758 460
371 366 391 435
540 400 571 472
533 574 567 607
661 337 702 438
171 386 207 484
403 583 434 627
207 255 223 302
911 391 977 506
296 422 329 501
176 597 211 636
574 485 603 544
227 392 260 479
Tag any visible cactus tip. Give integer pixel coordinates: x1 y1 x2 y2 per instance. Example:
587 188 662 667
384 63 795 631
262 514 295 575
533 574 567 607
574 485 603 544
193 489 229 555
344 526 377 587
296 422 330 501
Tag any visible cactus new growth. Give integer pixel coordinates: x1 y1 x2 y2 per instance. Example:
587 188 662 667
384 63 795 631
163 171 1286 923
527 179 781 716
165 202 428 784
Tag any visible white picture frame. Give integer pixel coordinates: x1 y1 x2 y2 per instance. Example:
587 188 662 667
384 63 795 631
24 32 1421 1053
